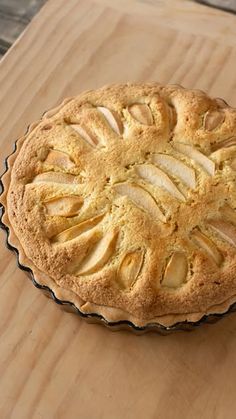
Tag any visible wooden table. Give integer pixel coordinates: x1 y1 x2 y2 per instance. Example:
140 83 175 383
1 0 236 60
1 0 236 417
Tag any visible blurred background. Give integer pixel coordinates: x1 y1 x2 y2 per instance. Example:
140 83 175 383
0 0 46 58
0 0 236 60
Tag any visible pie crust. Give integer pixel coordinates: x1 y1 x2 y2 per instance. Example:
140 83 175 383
1 82 236 329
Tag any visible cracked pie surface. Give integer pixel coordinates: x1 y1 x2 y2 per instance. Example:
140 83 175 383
1 83 236 327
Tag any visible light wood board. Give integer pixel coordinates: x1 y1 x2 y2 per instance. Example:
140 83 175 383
1 0 236 418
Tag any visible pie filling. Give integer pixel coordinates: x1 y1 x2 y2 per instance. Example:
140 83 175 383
1 83 236 326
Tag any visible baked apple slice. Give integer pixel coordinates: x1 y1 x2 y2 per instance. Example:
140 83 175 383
97 106 123 135
117 250 144 289
162 252 188 288
44 195 83 217
114 183 166 222
44 149 75 169
173 143 215 176
135 164 186 201
32 172 77 184
207 219 236 247
152 154 196 189
128 103 153 125
77 229 118 275
70 124 98 147
191 228 223 266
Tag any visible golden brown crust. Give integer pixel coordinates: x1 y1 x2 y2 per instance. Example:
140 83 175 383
1 82 236 326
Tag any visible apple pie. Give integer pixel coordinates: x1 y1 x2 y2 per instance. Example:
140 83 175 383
1 82 236 330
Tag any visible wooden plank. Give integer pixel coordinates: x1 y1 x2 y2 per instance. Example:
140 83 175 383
0 0 236 418
0 0 235 59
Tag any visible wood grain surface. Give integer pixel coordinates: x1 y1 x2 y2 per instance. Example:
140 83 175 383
1 0 236 418
0 0 236 60
0 0 235 60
